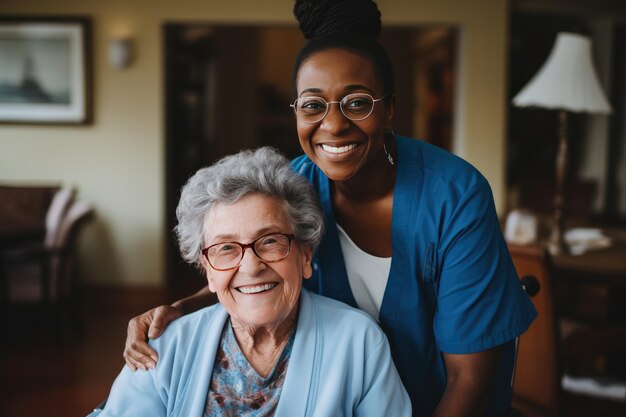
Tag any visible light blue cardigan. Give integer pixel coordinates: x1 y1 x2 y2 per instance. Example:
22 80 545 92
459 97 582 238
89 289 411 417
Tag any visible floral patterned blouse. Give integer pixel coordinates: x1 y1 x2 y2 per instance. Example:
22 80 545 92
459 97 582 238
204 320 295 417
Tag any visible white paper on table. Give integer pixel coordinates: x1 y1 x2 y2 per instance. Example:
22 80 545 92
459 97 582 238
564 228 612 256
562 374 626 401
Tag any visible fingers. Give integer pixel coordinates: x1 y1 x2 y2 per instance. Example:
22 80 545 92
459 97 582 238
147 322 163 340
124 313 159 371
124 338 158 371
148 306 183 340
124 350 149 371
122 306 183 371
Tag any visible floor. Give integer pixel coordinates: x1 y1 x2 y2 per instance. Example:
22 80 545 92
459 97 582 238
0 287 168 417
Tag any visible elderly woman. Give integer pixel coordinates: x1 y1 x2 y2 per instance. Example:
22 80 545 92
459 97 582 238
90 147 410 417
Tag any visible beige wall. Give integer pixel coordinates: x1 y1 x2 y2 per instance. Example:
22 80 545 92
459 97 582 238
0 0 509 286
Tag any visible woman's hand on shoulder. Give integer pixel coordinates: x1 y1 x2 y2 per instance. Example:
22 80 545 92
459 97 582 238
123 305 183 371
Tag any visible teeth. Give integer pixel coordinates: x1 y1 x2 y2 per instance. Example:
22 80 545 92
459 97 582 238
321 143 357 154
238 283 278 294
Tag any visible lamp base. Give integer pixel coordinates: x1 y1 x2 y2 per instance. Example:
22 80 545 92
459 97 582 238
547 209 569 255
547 110 570 257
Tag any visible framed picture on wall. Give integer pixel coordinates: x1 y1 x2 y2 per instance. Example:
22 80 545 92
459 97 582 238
0 17 92 124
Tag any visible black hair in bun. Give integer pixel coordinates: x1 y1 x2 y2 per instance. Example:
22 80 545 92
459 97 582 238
294 0 381 40
291 0 394 100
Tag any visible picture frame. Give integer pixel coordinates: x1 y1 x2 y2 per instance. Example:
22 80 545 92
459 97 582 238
0 17 92 125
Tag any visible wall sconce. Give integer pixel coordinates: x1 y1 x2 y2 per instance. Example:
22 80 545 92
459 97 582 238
108 38 134 69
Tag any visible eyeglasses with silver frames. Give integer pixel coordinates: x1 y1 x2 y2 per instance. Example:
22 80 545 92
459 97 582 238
290 92 389 124
201 233 295 271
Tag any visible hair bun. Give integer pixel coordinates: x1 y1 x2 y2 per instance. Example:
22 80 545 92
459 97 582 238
294 0 381 40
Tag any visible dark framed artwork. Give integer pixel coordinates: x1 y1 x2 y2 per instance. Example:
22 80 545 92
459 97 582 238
0 17 92 124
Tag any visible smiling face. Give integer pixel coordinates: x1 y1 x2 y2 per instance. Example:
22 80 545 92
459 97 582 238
295 48 395 182
201 194 313 330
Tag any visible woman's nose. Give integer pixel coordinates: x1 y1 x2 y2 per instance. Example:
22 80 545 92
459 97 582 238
320 103 350 134
237 246 264 273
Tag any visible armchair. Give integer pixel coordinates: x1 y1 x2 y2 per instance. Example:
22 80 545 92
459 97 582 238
0 188 94 342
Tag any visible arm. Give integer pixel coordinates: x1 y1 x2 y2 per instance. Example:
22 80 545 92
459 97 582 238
123 286 214 371
433 179 534 414
355 338 412 417
431 346 502 417
88 366 166 417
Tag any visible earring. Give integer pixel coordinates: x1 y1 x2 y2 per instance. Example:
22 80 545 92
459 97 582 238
384 129 395 166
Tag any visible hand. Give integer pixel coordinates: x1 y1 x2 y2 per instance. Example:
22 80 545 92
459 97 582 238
123 305 183 371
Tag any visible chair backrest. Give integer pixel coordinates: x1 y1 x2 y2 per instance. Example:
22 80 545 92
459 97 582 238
509 244 561 417
0 185 59 237
48 200 95 299
44 187 75 248
53 200 94 251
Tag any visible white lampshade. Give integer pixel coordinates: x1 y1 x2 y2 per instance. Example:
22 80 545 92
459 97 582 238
512 32 612 114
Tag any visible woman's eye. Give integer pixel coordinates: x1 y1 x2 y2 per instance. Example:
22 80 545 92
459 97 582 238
345 98 370 109
217 244 237 253
300 99 326 112
260 237 278 246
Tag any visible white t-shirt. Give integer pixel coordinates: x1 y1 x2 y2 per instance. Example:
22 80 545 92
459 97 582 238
336 224 391 322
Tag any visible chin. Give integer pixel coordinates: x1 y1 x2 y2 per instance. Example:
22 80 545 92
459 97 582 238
317 163 360 182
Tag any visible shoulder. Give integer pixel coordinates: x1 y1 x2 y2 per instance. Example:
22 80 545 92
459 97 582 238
146 304 227 389
309 290 374 322
150 304 225 352
395 136 494 222
305 290 386 346
165 303 224 333
397 135 489 193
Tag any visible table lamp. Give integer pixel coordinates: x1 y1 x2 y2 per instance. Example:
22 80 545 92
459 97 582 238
512 32 612 254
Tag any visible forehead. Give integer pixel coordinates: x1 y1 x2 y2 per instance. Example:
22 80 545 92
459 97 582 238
297 48 382 94
204 194 290 241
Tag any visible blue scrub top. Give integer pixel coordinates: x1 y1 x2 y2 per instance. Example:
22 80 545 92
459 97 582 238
292 136 537 417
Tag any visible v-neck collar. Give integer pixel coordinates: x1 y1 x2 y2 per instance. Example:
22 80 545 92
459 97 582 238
314 136 424 332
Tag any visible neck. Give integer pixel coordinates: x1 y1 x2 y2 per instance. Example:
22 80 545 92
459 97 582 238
230 307 298 377
334 144 396 202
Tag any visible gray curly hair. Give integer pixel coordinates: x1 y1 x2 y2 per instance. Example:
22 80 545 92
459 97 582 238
175 147 324 270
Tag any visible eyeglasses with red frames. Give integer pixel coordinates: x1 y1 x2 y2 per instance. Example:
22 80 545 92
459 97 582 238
201 233 295 271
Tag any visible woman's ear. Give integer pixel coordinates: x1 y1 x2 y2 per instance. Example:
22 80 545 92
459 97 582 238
300 245 314 280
